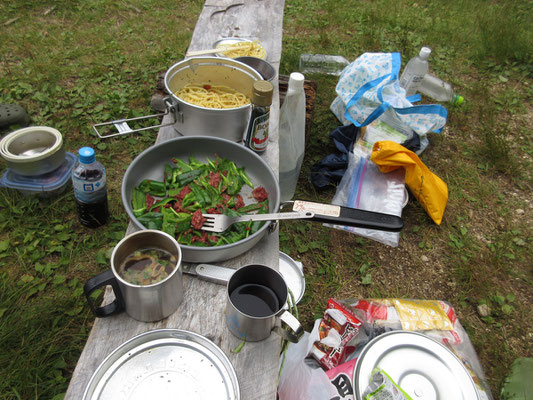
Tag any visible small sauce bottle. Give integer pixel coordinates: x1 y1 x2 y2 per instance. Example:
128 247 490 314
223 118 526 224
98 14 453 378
244 80 273 153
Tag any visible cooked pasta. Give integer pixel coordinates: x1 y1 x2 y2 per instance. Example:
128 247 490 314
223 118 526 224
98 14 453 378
216 40 266 59
176 84 250 109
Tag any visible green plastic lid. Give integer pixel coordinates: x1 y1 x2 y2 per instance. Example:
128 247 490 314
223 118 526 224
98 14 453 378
454 95 464 106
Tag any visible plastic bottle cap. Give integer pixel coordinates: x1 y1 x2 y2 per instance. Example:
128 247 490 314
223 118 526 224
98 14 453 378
78 147 95 164
288 72 305 91
419 47 432 59
454 95 465 106
252 80 274 106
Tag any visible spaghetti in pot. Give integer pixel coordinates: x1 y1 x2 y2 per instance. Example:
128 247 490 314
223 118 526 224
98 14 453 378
175 84 250 109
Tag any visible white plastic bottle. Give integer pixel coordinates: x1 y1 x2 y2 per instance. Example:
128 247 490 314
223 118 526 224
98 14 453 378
419 73 464 105
399 47 431 97
279 72 306 202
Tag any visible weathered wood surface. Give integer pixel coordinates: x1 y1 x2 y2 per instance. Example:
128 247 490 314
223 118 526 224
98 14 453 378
65 1 285 399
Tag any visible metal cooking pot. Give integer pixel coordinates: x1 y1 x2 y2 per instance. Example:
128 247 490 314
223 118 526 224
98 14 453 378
94 57 262 141
122 137 403 263
0 126 65 176
122 136 280 263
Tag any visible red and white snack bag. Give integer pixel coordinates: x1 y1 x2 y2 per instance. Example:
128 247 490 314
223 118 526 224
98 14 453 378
325 358 358 400
310 298 363 370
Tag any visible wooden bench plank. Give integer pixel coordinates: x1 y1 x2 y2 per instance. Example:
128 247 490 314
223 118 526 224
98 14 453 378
65 1 285 399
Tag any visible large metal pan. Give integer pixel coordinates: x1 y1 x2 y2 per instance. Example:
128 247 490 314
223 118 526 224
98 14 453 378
122 136 280 263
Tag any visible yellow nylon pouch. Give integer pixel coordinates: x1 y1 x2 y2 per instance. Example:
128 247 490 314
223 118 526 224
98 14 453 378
371 141 448 225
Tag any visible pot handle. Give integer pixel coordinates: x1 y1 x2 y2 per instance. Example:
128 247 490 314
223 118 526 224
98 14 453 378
286 200 404 232
273 309 304 343
84 270 125 317
92 97 177 139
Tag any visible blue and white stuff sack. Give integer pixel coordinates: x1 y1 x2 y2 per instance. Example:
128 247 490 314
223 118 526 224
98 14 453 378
330 52 447 136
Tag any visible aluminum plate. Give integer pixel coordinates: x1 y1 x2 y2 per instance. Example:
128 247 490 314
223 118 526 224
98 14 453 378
83 329 240 400
353 330 479 400
279 252 305 304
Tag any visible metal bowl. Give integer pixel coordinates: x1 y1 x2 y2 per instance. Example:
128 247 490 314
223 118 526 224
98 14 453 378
213 37 267 60
234 57 276 82
0 126 65 176
122 136 280 263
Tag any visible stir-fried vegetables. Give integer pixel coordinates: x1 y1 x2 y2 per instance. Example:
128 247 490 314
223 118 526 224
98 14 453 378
132 155 269 247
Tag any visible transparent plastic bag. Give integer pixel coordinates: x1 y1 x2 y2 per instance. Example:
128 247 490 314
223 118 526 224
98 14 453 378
278 321 338 400
330 146 405 247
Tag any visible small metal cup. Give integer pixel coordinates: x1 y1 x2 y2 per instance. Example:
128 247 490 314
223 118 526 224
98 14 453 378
84 230 183 322
225 264 303 342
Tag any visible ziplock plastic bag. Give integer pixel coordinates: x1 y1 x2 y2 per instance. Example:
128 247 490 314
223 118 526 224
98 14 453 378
330 146 405 247
371 141 448 225
330 53 447 137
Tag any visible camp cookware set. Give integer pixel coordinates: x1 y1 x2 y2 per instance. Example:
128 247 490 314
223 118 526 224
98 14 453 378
82 52 407 399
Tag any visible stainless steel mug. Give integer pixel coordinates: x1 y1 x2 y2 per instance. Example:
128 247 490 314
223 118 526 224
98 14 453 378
84 230 183 322
224 264 303 342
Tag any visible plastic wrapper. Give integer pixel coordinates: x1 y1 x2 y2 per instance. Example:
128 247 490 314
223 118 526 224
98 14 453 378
330 146 405 247
311 298 364 370
278 298 493 400
338 298 493 400
362 368 412 400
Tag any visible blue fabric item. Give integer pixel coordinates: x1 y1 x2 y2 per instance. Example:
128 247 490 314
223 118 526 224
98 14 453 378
330 52 448 135
310 125 360 190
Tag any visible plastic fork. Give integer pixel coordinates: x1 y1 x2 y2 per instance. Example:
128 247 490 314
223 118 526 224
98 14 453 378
201 211 314 233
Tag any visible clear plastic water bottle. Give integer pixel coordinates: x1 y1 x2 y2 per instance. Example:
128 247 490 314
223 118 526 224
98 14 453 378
299 54 350 76
72 147 109 228
279 72 306 202
419 73 464 105
400 47 431 96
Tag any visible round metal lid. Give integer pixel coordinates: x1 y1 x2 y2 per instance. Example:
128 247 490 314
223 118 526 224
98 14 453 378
83 329 240 400
353 331 479 400
279 252 305 304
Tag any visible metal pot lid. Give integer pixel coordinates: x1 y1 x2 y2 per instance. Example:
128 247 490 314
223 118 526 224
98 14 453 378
83 329 240 400
353 331 479 400
279 252 305 305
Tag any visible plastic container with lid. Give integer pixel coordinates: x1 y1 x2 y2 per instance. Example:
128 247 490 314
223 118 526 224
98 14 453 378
0 152 76 197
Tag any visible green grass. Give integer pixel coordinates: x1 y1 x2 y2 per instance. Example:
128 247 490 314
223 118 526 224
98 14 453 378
1 0 532 399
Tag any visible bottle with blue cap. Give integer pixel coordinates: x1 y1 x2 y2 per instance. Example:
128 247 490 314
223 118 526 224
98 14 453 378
72 147 109 228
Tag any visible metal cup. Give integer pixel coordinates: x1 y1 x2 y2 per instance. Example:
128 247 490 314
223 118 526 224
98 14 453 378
224 264 303 342
84 230 183 322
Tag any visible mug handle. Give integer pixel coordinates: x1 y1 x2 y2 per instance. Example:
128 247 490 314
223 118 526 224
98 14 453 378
84 270 125 318
274 310 304 343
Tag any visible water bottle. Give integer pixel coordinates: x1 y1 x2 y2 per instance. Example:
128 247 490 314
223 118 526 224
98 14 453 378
419 73 464 105
399 47 431 96
72 147 109 228
299 54 350 76
279 72 306 202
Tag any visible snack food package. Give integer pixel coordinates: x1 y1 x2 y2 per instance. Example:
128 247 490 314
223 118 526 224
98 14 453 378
337 298 493 400
310 298 364 370
325 358 358 400
347 299 464 345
